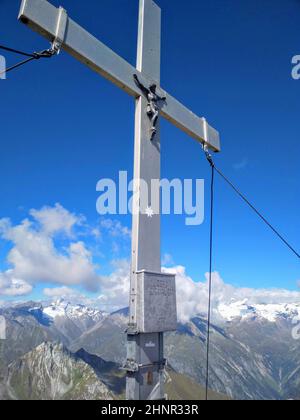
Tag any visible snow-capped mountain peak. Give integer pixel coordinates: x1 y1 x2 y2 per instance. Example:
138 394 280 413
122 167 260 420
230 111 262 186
30 299 106 324
217 300 300 323
27 298 300 325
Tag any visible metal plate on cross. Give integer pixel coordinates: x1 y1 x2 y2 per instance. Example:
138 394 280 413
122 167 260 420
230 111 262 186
136 270 177 333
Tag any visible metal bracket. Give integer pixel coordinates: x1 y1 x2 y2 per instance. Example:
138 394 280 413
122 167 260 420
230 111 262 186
51 6 68 54
202 118 209 152
149 359 167 371
126 323 139 335
122 359 139 373
122 359 166 373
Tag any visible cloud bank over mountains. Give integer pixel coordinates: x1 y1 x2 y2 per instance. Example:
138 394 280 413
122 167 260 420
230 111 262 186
165 267 300 322
0 204 300 321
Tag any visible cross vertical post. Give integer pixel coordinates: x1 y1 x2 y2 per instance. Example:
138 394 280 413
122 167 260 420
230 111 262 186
126 0 164 400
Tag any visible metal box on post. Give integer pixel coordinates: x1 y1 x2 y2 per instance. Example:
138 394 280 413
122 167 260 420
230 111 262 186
136 270 177 333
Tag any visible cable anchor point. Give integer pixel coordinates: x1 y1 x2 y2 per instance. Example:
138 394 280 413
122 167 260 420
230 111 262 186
203 143 215 168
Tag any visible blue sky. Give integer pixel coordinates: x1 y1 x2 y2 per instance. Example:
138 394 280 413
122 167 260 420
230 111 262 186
0 0 299 306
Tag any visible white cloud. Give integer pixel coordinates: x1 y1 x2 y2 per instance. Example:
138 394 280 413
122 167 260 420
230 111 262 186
91 227 101 240
0 270 32 296
30 203 84 237
0 218 10 234
41 260 129 312
0 205 134 299
43 286 78 298
96 259 130 311
162 253 174 266
101 219 131 239
0 205 101 295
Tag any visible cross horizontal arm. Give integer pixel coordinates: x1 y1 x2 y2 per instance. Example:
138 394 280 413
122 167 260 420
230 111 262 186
18 0 220 152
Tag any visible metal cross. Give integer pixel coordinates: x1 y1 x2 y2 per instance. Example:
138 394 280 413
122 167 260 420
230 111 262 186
18 0 221 400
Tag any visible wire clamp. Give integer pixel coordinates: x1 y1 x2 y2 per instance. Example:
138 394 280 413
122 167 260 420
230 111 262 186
32 49 56 59
202 118 215 167
203 143 215 168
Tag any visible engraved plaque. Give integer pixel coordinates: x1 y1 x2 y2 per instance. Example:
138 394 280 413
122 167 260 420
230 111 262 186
136 270 177 333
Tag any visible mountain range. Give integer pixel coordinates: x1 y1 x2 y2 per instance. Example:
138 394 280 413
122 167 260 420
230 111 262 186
0 299 299 400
